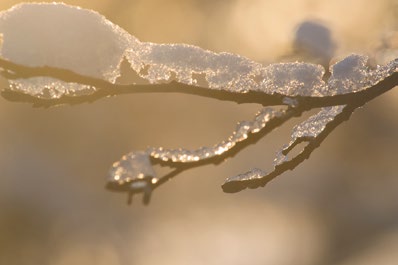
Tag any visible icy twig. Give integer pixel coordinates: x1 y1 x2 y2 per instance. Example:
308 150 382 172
0 3 397 204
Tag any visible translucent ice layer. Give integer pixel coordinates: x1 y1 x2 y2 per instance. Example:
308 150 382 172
0 3 396 99
109 107 289 199
107 151 158 204
108 151 157 187
222 105 346 193
221 168 267 192
273 105 346 166
147 107 285 162
8 77 97 99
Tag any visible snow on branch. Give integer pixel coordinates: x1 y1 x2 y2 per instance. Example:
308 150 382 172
0 3 397 204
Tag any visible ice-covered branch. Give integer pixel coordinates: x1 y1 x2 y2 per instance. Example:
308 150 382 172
147 108 286 163
223 105 347 192
0 3 397 204
107 106 299 204
222 71 398 192
0 3 396 101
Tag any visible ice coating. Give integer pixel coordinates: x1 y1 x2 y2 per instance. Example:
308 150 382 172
327 55 398 96
291 106 345 138
8 77 97 98
222 105 346 193
258 62 327 96
147 107 285 162
109 107 286 198
128 48 397 97
107 107 284 201
107 151 158 204
274 105 345 165
108 151 157 186
328 55 369 95
125 43 327 95
0 3 396 204
222 168 267 192
0 3 397 100
125 43 262 93
0 2 133 98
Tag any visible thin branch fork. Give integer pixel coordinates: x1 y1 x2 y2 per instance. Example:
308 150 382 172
0 57 397 204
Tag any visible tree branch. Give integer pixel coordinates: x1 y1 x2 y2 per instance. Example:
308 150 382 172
1 57 397 204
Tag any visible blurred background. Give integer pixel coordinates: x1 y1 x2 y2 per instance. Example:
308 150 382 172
0 0 397 264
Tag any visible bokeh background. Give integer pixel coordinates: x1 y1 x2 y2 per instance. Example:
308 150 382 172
0 0 397 264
